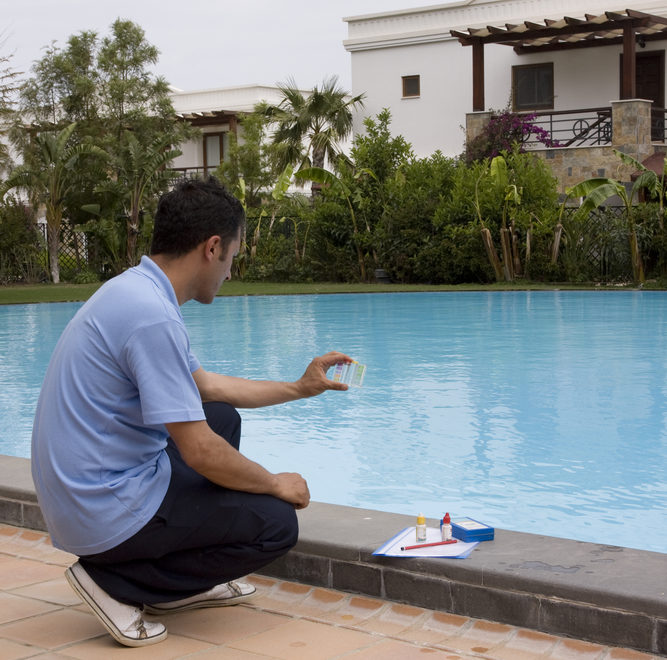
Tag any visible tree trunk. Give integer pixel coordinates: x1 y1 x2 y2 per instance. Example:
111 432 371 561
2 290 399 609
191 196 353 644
480 228 504 281
250 229 259 260
45 206 62 284
500 227 514 281
292 219 301 263
353 231 366 282
126 206 140 268
46 223 60 284
551 223 563 264
629 230 645 284
311 147 325 197
511 222 522 277
72 229 82 270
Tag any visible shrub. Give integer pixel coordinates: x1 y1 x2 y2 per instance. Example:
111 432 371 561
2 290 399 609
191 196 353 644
71 269 100 284
374 152 458 282
307 200 361 282
415 223 493 283
0 198 47 283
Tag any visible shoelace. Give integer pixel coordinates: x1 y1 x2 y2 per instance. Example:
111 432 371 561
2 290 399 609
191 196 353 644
227 581 242 597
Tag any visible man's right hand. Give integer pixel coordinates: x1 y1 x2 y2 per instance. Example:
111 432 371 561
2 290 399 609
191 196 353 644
168 420 311 508
272 472 310 509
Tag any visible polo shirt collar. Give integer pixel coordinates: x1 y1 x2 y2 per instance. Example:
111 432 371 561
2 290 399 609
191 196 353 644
136 255 180 309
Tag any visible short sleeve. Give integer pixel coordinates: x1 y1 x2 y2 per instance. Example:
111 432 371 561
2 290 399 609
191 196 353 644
188 349 201 374
123 321 205 426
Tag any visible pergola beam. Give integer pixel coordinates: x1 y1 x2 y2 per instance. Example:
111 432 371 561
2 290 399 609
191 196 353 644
514 29 667 54
455 17 651 46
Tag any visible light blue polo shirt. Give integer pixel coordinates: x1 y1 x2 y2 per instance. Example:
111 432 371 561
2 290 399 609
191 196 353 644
31 256 205 555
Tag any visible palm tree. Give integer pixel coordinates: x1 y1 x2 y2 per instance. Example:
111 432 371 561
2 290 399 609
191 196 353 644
2 122 106 283
259 76 364 194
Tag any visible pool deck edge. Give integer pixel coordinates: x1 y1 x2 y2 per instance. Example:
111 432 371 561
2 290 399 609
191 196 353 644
0 455 664 656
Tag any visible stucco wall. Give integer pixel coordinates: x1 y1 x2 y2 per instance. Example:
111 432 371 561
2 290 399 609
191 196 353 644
351 40 475 156
345 0 667 159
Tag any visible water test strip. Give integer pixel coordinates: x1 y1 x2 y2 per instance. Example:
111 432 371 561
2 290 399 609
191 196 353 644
332 361 366 387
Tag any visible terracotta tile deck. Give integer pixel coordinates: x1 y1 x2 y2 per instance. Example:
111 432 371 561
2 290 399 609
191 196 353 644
0 524 662 660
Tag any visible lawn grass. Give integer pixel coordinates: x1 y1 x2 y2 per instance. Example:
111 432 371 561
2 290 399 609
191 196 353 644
0 279 632 305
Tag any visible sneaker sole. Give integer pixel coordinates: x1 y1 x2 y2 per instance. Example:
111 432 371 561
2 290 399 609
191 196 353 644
65 567 167 647
144 587 256 615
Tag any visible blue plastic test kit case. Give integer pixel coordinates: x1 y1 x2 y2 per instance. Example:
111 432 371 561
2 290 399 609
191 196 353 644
451 518 495 542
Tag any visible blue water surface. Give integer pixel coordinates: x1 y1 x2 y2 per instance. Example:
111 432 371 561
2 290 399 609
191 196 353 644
2 291 666 553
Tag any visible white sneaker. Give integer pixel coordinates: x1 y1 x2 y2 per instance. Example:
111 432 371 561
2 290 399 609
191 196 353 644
144 580 257 614
65 562 167 647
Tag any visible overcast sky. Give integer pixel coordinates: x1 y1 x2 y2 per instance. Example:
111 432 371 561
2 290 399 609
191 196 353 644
6 0 443 93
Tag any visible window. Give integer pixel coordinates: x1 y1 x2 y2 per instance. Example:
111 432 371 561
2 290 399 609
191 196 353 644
203 132 225 175
402 75 420 98
512 63 554 110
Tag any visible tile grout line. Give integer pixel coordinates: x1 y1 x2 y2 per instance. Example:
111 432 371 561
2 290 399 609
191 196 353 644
243 592 512 660
243 601 496 659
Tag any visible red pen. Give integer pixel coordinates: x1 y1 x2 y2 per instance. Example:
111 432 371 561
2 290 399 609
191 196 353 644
401 539 458 551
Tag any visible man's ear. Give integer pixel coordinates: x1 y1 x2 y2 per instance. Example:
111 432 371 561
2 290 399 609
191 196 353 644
203 235 221 261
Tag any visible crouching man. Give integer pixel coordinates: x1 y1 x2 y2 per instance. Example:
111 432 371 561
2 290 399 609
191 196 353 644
31 177 350 646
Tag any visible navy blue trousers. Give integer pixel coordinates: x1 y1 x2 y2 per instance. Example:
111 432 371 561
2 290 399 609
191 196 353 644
79 402 298 606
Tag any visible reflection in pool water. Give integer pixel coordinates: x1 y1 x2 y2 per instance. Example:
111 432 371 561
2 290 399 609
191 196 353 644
2 291 666 553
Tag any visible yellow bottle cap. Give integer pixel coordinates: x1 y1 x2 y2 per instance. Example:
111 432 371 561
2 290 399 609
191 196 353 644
417 513 425 525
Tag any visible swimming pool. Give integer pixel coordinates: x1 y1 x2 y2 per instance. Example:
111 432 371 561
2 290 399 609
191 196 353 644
2 291 666 553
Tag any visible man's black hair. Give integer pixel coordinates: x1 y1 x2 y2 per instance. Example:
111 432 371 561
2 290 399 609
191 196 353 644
150 177 245 257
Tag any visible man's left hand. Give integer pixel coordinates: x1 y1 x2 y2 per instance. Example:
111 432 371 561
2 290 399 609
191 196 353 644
296 351 352 397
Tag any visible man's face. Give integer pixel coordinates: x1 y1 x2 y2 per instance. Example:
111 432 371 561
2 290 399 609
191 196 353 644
197 230 241 304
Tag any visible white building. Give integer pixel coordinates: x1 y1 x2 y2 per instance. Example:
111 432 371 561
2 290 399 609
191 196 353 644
169 84 305 177
344 0 667 159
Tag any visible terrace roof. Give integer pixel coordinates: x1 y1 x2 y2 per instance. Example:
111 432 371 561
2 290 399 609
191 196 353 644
174 109 239 128
451 8 667 110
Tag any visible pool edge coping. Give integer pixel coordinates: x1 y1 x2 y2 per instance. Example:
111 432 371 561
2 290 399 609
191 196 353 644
0 454 664 656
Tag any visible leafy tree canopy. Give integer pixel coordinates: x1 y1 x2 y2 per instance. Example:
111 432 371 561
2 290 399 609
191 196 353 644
215 111 282 207
18 19 194 147
0 44 21 174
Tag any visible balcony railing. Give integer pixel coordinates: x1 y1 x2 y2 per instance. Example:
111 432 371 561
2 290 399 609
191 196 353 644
651 107 667 142
171 166 210 179
520 107 612 149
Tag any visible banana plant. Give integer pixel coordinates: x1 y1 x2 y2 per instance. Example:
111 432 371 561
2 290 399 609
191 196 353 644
564 149 660 284
474 154 523 282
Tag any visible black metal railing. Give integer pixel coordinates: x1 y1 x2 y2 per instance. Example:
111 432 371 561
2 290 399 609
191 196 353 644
651 107 667 142
521 107 612 149
171 166 209 179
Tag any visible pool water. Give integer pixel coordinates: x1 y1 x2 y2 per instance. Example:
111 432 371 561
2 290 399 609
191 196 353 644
2 291 666 553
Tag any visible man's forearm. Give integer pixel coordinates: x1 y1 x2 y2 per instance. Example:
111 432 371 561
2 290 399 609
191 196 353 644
193 370 304 408
192 351 351 409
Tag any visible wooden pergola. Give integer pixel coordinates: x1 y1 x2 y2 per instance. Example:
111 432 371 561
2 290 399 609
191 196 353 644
451 8 667 111
175 109 239 132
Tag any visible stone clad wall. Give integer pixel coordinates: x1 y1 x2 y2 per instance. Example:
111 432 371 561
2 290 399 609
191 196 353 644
465 111 494 145
539 145 616 193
